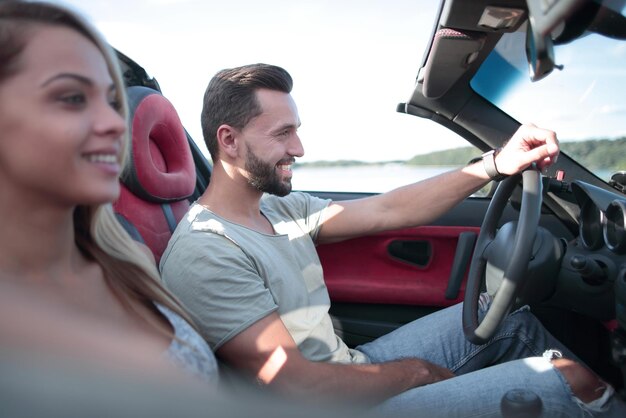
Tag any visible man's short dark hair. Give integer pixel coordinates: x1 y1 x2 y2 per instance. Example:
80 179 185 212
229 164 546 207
201 63 293 162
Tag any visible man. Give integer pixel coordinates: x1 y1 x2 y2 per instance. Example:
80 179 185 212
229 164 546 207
160 64 622 416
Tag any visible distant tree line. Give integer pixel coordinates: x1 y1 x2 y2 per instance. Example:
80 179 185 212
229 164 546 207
406 147 475 166
294 159 384 168
406 137 625 172
560 137 626 172
296 137 625 172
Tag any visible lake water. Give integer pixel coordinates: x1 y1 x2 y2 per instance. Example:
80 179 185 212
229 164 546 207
291 164 458 193
292 164 617 193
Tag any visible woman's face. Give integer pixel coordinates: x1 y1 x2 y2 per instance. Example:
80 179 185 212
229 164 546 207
0 24 126 208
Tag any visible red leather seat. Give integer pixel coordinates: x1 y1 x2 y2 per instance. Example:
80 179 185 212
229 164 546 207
113 86 196 264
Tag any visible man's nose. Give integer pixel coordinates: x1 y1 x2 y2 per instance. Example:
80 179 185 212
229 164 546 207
289 133 305 157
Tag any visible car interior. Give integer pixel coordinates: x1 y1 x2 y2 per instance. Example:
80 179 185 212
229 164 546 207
112 85 196 264
112 0 626 403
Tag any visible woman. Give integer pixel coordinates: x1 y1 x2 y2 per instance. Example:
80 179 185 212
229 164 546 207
0 0 218 385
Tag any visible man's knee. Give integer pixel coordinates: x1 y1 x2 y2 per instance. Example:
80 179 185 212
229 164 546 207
552 358 607 403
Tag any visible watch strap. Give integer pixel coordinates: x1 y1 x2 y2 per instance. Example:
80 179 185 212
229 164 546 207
482 148 506 181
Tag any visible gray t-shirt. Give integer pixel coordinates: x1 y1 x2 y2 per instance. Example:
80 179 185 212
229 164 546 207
160 192 367 364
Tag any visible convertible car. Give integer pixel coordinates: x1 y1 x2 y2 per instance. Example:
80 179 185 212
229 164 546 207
109 0 626 402
4 0 613 414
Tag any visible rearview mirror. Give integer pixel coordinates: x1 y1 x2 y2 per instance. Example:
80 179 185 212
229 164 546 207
524 0 587 82
525 22 555 82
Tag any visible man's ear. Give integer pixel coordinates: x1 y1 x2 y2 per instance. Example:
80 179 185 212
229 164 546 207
216 124 239 159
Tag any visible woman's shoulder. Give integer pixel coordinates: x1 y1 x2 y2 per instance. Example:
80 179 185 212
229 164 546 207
156 304 219 387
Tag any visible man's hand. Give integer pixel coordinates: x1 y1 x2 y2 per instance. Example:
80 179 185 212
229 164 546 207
495 123 560 175
403 358 456 386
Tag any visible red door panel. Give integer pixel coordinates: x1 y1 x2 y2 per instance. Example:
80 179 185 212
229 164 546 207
317 225 480 307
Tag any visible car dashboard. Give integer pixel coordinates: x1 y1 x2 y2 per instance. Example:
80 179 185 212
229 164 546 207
550 180 626 326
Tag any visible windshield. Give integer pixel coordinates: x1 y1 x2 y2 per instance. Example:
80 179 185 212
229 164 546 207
470 2 626 183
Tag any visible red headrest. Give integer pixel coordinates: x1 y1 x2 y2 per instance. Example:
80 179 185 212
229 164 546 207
121 86 196 202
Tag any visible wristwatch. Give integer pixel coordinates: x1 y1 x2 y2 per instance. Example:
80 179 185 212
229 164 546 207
477 148 507 182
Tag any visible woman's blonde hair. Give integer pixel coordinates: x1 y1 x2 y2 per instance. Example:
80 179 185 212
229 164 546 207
0 0 194 330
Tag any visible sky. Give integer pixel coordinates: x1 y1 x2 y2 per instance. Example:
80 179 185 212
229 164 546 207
49 0 626 163
48 0 465 163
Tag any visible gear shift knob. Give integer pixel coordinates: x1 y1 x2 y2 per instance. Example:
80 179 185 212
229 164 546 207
501 389 543 417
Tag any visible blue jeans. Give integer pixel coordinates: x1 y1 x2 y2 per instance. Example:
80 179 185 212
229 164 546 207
356 300 625 417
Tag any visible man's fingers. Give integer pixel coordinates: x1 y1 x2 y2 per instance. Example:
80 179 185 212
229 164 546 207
519 143 557 170
497 124 560 175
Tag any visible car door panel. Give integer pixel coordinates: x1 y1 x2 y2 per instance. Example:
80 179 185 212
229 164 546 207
312 194 490 347
317 225 480 306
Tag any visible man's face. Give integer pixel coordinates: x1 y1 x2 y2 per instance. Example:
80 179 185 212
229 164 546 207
244 146 293 196
238 89 304 196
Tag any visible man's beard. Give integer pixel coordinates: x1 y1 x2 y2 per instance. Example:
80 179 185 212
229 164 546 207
245 148 292 197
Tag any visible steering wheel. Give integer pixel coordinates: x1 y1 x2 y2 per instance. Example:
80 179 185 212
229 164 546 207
462 168 543 345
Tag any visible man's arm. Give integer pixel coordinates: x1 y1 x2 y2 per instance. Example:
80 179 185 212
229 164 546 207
217 312 454 403
317 124 559 244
